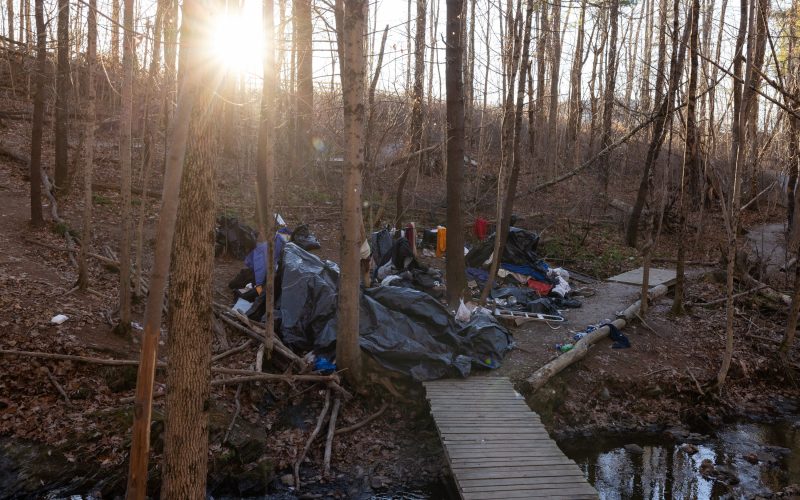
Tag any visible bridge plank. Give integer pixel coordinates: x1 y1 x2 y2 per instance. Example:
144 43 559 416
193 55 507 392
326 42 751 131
424 377 597 499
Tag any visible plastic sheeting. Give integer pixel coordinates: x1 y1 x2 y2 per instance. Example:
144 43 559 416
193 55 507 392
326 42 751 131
465 227 541 269
275 243 513 381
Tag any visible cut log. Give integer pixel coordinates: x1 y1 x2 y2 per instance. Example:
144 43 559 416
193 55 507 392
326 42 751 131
526 284 670 391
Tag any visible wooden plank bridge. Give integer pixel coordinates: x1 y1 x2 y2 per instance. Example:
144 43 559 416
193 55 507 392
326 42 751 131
423 376 598 499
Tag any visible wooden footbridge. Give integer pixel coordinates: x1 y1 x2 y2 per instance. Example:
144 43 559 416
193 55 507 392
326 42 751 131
423 376 598 499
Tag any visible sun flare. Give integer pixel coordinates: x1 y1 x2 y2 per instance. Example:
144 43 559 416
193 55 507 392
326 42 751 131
209 8 265 74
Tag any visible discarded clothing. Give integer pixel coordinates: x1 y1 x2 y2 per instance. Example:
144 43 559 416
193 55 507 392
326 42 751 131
466 267 489 284
370 228 394 265
501 262 550 282
245 228 292 286
551 296 582 309
474 217 489 241
527 279 554 296
602 322 631 349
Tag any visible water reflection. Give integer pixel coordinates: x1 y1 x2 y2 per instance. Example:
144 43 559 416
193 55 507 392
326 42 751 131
560 422 800 500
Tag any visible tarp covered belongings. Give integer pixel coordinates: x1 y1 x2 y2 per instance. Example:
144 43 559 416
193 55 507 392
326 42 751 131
274 243 513 381
465 227 541 269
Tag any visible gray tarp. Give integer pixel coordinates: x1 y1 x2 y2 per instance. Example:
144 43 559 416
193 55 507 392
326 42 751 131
275 243 513 381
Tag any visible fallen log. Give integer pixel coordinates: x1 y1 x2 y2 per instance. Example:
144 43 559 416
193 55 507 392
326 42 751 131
742 274 792 307
526 284 670 392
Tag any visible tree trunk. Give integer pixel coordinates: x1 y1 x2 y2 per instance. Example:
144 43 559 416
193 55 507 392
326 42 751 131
397 0 426 226
445 0 467 307
6 0 14 43
126 2 203 497
671 0 699 315
116 0 134 336
717 0 750 390
29 0 44 226
161 4 217 490
336 0 366 386
77 0 98 290
111 0 120 67
294 0 313 172
625 0 685 247
565 0 586 163
598 0 619 188
134 2 164 295
480 0 534 303
638 0 653 113
54 0 69 191
546 0 561 169
254 0 277 364
464 0 476 149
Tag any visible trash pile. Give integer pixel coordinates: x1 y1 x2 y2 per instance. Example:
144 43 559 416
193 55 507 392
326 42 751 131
224 220 513 382
463 225 584 324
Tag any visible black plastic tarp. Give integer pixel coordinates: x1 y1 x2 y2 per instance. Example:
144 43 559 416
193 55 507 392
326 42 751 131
465 227 540 268
274 243 513 381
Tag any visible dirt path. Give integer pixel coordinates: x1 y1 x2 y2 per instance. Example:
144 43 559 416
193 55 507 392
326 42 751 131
746 222 789 276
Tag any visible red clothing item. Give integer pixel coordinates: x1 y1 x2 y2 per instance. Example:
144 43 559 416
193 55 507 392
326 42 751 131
474 217 489 240
527 279 553 296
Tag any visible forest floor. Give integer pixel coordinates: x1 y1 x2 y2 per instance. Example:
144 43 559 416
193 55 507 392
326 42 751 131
1 108 799 498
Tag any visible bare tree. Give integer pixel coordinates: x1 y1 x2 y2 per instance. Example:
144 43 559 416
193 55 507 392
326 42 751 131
598 0 619 187
295 0 313 172
717 0 750 389
671 0 700 315
6 0 13 43
28 0 44 227
566 0 587 163
255 0 277 364
115 0 134 336
54 0 69 190
161 0 218 490
111 0 120 67
547 0 562 168
77 0 98 290
396 0 426 225
126 4 204 497
445 0 467 307
335 0 366 385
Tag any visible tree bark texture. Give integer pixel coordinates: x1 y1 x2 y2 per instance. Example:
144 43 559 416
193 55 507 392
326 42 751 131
445 0 467 307
78 0 97 290
29 0 45 226
598 0 619 186
54 0 69 190
117 0 134 334
295 0 313 172
336 0 366 385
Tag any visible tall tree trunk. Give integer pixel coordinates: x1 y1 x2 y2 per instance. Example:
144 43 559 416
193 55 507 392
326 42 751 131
78 0 98 290
639 0 654 113
744 0 768 208
717 0 750 390
671 0 699 315
161 0 218 489
533 1 548 162
295 0 313 172
566 0 586 163
116 0 134 335
397 0 426 225
54 0 69 191
255 0 277 365
598 0 619 188
29 0 44 226
480 0 534 303
162 0 178 128
126 2 204 497
111 0 120 67
445 0 467 307
336 0 366 386
546 0 561 169
134 2 164 295
464 0 476 149
6 0 14 43
625 0 680 247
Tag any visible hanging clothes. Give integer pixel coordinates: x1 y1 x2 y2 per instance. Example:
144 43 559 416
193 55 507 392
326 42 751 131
436 226 447 257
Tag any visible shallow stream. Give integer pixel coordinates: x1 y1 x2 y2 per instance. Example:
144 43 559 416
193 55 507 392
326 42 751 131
559 421 800 499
